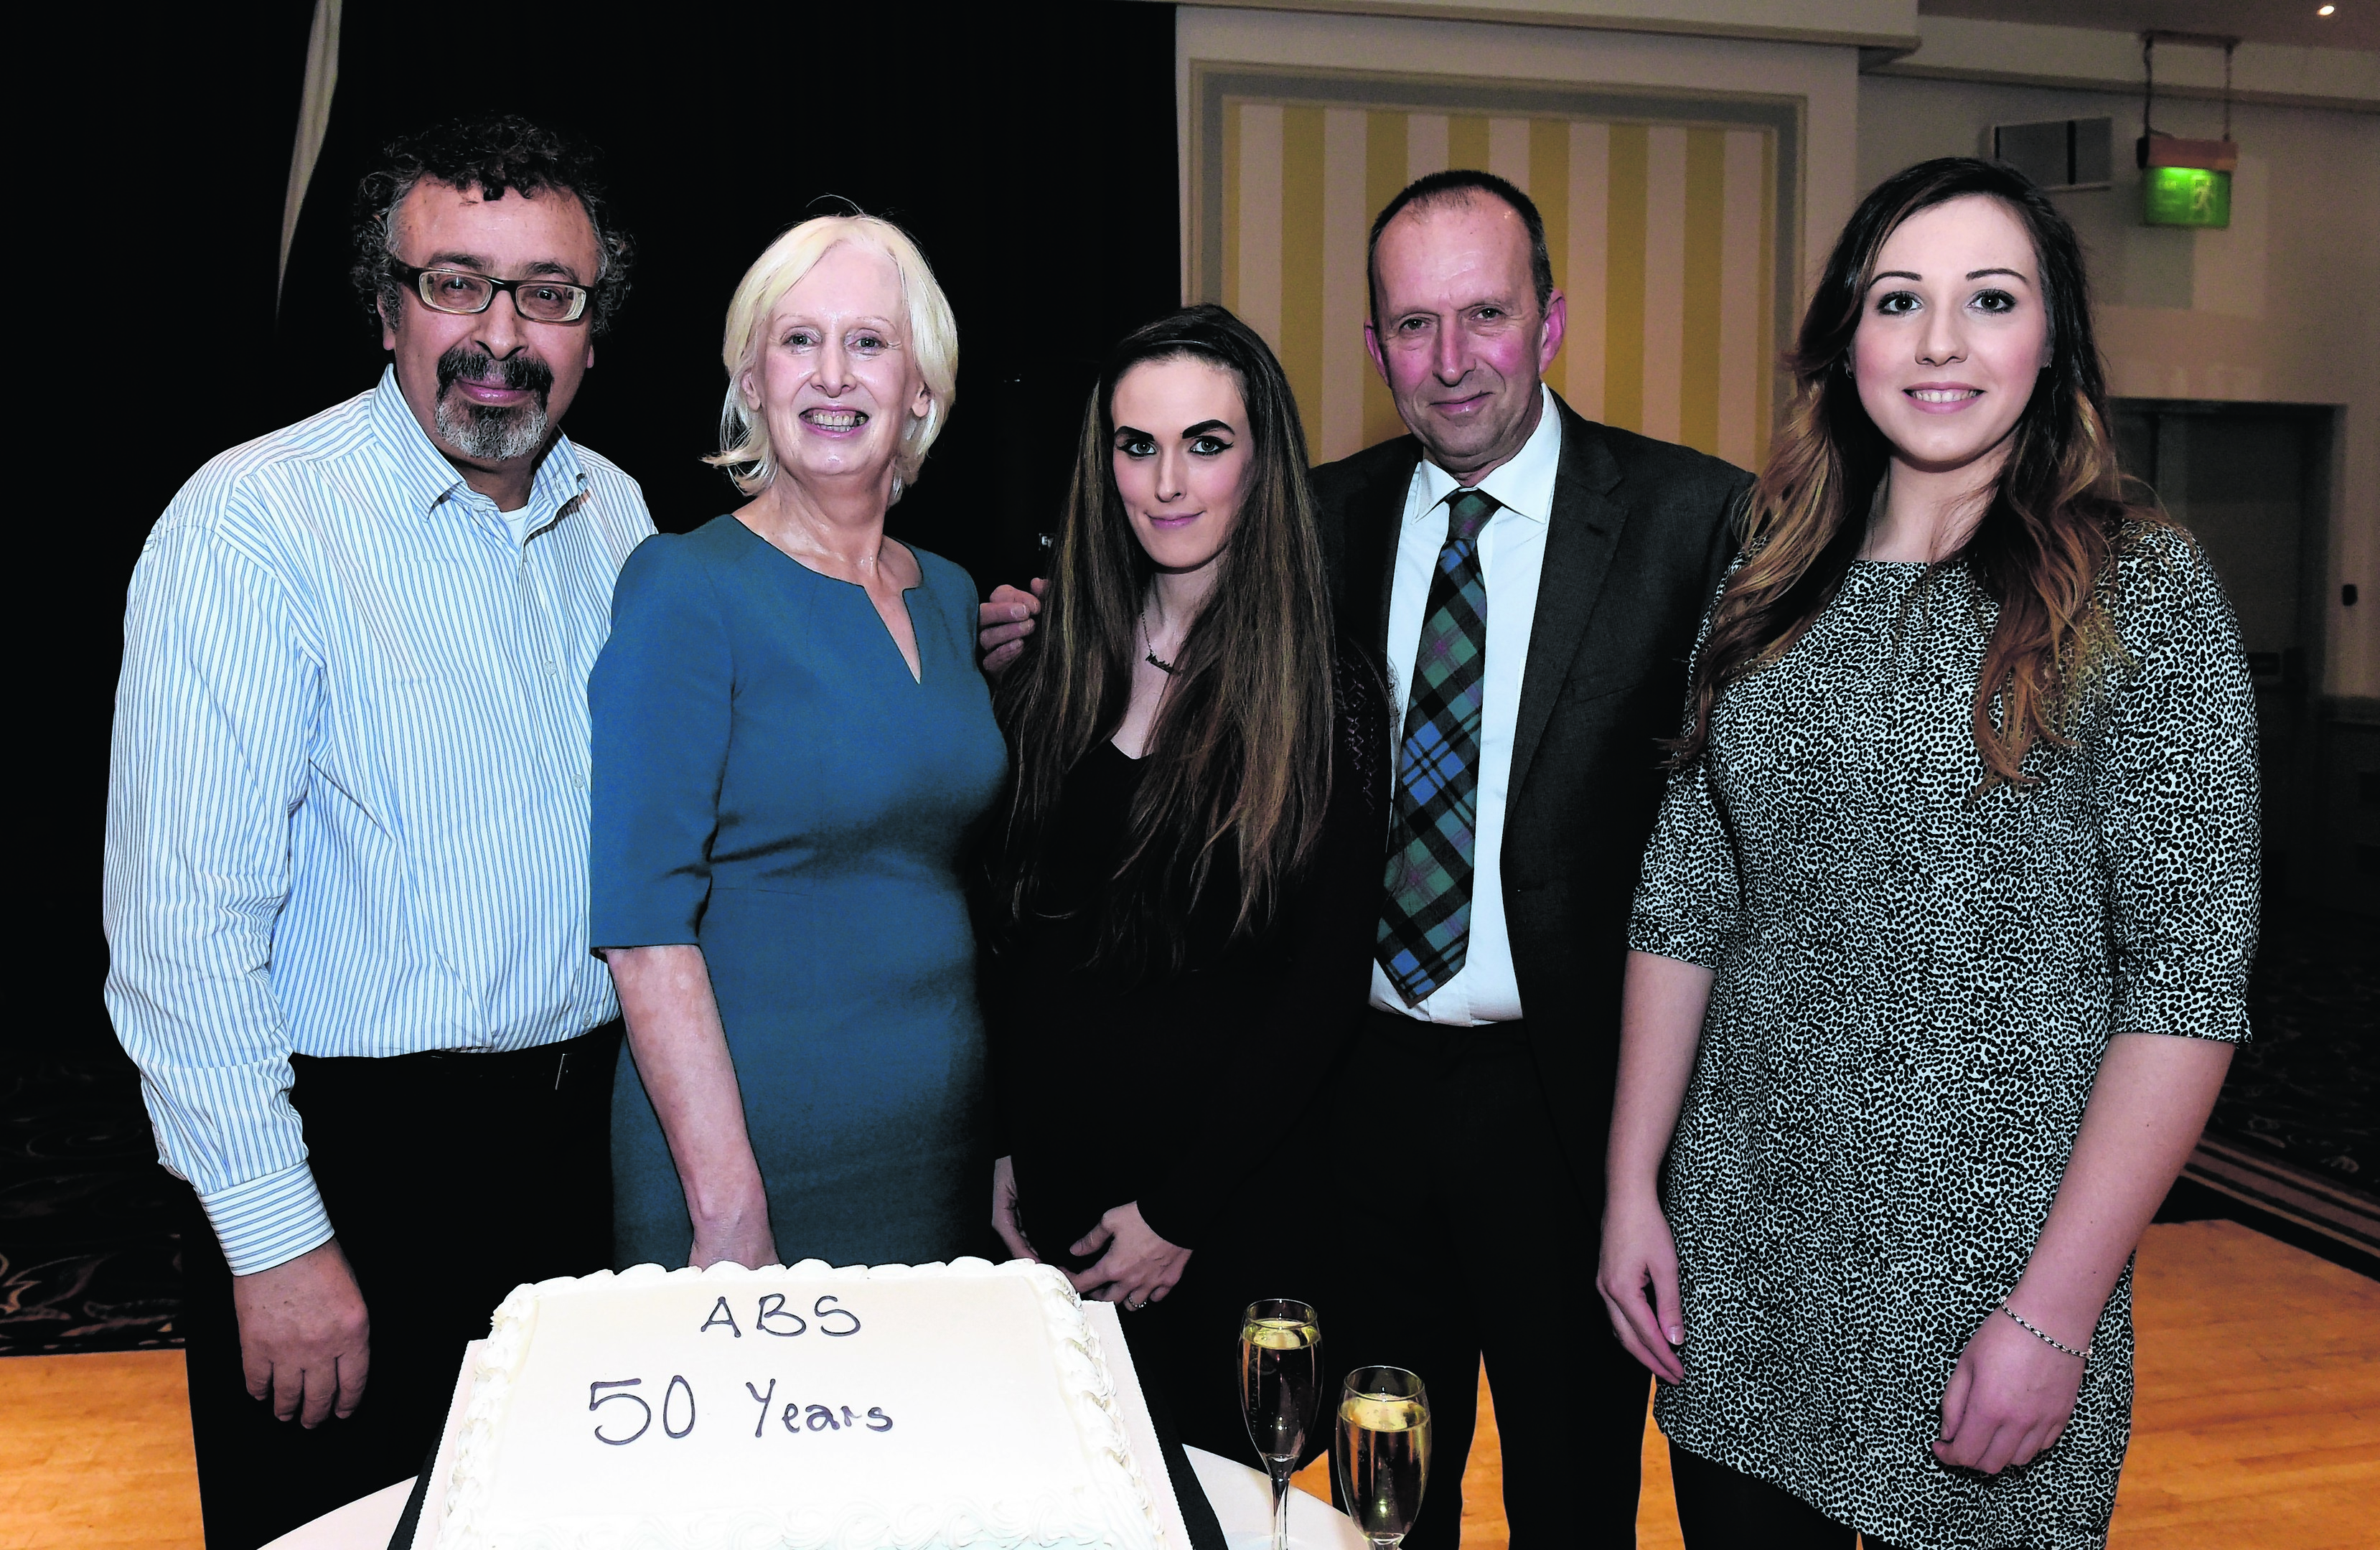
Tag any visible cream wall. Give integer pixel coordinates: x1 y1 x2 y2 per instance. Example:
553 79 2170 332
1168 0 1915 49
1878 14 2378 113
1170 6 2376 696
1175 5 1862 333
1858 74 2380 698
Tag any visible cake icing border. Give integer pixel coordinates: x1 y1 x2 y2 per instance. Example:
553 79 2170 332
434 1257 1166 1550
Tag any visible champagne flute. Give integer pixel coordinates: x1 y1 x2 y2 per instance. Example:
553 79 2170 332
1239 1298 1322 1550
1332 1366 1431 1548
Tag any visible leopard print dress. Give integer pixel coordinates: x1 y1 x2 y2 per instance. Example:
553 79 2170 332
1629 526 2259 1549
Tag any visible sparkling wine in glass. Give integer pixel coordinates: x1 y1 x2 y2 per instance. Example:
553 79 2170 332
1239 1298 1322 1550
1332 1366 1432 1547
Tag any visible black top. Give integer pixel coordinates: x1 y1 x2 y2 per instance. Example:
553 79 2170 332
987 652 1390 1253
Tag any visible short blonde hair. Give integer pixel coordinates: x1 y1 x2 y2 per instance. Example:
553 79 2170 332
707 214 958 498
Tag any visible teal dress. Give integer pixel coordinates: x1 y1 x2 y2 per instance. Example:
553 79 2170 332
589 515 1007 1269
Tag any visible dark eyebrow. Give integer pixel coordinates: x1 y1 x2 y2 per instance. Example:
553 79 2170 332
1181 420 1232 438
1112 422 1151 441
1868 266 2031 286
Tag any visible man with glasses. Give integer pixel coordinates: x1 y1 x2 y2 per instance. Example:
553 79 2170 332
105 114 652 1547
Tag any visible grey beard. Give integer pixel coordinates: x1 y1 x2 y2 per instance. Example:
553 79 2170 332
432 344 556 463
436 395 550 461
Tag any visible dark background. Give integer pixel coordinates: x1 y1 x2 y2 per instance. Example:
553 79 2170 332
65 0 1181 1056
10 1 1181 1351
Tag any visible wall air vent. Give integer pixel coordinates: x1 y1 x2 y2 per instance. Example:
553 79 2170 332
1990 118 2113 193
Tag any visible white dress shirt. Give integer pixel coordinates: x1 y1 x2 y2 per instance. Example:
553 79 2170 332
1370 384 1563 1025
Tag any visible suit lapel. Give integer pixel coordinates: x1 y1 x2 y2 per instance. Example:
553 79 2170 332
1339 439 1420 656
1509 398 1629 797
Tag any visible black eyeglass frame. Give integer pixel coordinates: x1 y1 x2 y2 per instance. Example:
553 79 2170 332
387 258 593 324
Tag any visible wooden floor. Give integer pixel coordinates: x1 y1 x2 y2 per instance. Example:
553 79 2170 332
4 1221 2371 1549
1 1348 204 1550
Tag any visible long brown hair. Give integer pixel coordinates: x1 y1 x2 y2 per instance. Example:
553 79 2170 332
988 305 1337 970
1677 156 2164 789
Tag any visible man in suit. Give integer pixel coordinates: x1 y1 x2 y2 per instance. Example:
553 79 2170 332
980 169 1750 1544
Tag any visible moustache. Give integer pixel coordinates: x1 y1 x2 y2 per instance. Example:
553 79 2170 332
436 345 554 405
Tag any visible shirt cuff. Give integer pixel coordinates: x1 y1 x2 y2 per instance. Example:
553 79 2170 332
200 1162 335 1276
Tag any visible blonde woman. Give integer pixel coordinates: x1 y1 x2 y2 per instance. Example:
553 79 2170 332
589 215 1005 1270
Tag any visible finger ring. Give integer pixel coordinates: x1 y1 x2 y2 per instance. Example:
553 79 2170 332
1127 1298 1145 1311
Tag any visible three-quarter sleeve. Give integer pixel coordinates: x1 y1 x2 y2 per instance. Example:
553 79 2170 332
1628 578 1742 968
104 507 332 1276
1629 761 1741 968
589 537 735 949
2090 530 2260 1042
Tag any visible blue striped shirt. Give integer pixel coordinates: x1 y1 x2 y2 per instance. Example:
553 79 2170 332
103 369 655 1274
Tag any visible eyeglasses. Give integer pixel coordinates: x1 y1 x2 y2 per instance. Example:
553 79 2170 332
389 259 591 323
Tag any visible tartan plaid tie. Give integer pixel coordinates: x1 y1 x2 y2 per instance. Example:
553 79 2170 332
1376 488 1499 1005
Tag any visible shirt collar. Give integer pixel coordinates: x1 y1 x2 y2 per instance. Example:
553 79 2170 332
365 365 590 527
1409 382 1563 527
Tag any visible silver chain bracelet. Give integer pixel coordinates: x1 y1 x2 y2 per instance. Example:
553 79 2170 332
1997 1297 2090 1361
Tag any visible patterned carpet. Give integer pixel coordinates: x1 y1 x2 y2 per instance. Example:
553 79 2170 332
4 907 2369 1358
1 1043 184 1356
2209 904 2376 1196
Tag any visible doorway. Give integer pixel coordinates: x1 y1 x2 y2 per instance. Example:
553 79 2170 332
2114 399 2374 1260
2110 400 2349 908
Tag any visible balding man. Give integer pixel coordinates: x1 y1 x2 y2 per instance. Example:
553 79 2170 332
982 170 1749 1544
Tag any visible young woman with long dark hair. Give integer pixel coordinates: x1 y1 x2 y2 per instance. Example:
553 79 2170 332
982 304 1388 1454
1596 159 2259 1549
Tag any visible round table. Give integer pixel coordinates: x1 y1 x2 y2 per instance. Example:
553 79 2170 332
262 1296 1365 1550
263 1447 1362 1549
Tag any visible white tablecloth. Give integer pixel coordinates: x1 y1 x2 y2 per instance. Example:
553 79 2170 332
263 1299 1362 1550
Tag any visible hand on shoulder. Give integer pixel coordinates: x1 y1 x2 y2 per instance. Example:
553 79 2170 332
978 578 1044 676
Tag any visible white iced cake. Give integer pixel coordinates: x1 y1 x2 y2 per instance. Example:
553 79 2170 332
434 1257 1167 1550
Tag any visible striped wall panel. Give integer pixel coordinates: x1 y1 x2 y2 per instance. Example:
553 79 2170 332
1194 70 1800 474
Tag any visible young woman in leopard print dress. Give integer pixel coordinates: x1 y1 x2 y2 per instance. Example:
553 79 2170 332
1596 158 2258 1550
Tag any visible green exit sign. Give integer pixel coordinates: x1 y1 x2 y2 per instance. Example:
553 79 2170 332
2142 166 2231 228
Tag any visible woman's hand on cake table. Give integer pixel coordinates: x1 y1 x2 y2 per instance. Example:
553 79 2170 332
606 944 779 1272
688 1208 778 1272
1932 1302 2086 1474
230 1238 370 1427
991 1155 1039 1262
1067 1202 1189 1310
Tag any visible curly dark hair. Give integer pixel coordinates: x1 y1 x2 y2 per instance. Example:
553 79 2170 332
350 114 634 335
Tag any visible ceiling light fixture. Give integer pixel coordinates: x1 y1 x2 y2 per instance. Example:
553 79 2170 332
2318 6 2334 17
